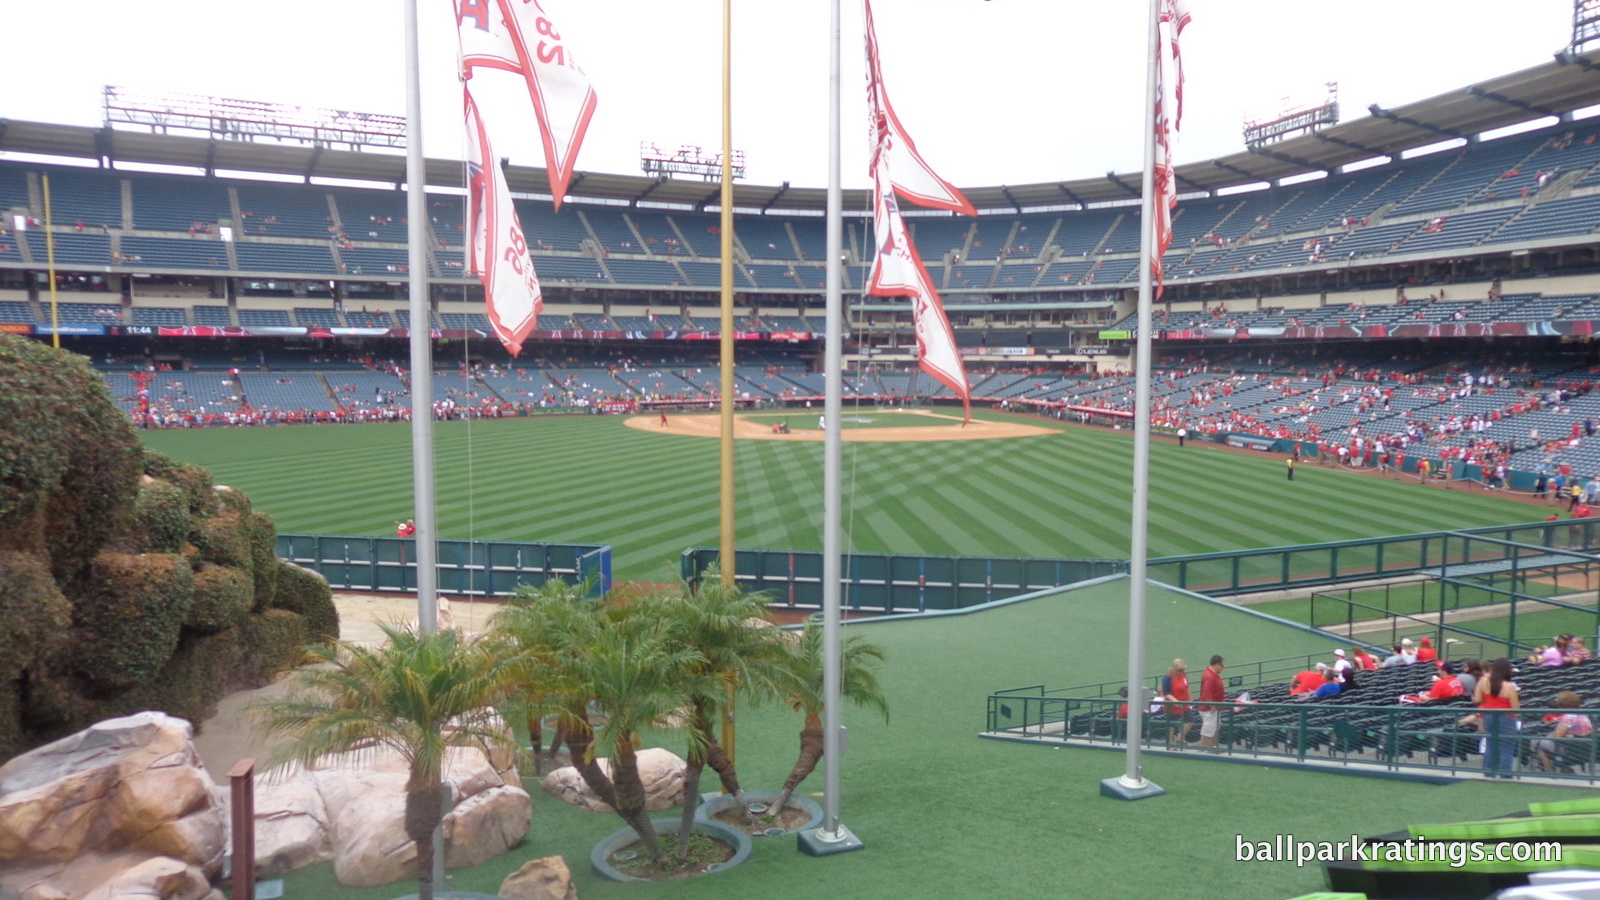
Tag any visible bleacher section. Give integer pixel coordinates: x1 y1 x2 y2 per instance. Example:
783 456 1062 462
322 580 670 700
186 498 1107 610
6 113 1600 307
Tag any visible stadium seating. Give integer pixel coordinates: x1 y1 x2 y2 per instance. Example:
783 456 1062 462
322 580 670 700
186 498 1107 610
131 174 232 232
37 167 122 228
192 305 234 327
234 242 337 275
130 307 187 327
119 235 228 270
736 217 797 259
234 183 336 241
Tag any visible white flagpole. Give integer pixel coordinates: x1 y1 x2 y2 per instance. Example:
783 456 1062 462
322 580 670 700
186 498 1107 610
798 0 862 857
1103 0 1165 802
403 0 438 635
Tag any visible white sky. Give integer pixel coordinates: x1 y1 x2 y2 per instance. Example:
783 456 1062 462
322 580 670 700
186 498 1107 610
0 0 1582 193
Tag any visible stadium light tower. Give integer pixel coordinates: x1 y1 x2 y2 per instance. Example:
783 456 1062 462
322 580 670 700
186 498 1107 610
1575 0 1600 52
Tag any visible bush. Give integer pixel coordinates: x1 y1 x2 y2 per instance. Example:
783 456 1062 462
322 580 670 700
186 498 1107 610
166 463 217 520
191 507 251 569
213 484 253 515
243 510 279 611
0 336 142 581
134 479 191 553
109 627 244 726
0 553 72 681
187 562 252 634
235 609 310 684
72 552 194 690
271 561 339 644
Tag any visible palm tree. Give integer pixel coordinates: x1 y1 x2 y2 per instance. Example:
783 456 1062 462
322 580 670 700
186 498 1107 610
250 624 521 900
491 581 707 867
767 623 889 820
657 573 789 857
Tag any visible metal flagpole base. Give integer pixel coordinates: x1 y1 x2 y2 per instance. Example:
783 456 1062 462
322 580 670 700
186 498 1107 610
1100 775 1166 802
797 823 864 856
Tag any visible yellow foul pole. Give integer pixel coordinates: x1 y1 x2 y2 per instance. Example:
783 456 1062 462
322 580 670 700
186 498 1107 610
42 175 60 349
717 0 738 763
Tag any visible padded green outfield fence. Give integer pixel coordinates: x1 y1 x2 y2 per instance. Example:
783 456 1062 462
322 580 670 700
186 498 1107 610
679 547 1126 612
276 533 611 596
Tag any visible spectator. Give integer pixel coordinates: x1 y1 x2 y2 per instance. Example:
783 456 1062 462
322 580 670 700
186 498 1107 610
1566 636 1591 665
1535 691 1592 773
1291 664 1329 694
1311 670 1343 698
1403 663 1465 703
1161 659 1192 745
1382 639 1419 667
1415 637 1438 664
1351 646 1379 671
1472 658 1522 777
1458 659 1482 697
1198 656 1226 749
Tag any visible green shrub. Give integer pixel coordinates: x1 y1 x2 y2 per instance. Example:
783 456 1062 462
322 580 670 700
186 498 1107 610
167 464 216 520
134 479 191 553
235 609 310 684
109 628 243 726
191 508 251 569
187 562 252 634
72 552 194 690
213 484 253 515
0 336 142 580
243 510 279 611
0 553 72 681
271 561 339 644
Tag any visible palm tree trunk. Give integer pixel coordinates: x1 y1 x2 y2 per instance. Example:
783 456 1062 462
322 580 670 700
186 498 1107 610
611 733 666 864
693 704 744 802
526 713 543 774
768 711 824 821
404 768 444 900
675 757 703 860
563 719 620 811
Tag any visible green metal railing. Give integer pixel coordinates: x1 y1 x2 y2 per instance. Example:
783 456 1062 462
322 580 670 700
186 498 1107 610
277 533 611 597
983 694 1600 783
1147 521 1595 596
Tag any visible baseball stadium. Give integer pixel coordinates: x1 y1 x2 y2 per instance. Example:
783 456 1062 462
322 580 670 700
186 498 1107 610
13 2 1600 900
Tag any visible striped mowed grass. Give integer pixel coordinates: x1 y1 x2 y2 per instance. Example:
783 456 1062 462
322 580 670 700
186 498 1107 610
140 410 1544 581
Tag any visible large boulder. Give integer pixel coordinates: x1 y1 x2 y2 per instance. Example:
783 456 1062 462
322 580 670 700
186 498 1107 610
540 748 686 813
76 856 215 900
243 742 530 887
0 712 218 868
441 785 532 869
249 772 331 879
499 855 579 900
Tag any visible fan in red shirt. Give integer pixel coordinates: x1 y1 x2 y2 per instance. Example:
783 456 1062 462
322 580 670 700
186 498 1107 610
1161 660 1192 744
1198 656 1227 748
1290 666 1329 695
1415 637 1438 663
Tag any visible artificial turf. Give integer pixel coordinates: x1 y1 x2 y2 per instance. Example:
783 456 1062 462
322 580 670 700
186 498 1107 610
138 412 1546 582
276 578 1600 900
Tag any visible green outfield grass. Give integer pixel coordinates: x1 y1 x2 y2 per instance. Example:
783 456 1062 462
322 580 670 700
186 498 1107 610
273 579 1598 900
140 412 1546 581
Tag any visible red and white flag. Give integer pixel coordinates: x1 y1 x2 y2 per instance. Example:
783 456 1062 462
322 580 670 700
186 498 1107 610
864 0 975 216
867 158 971 422
863 0 972 421
465 88 542 357
457 0 596 210
1150 0 1191 299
